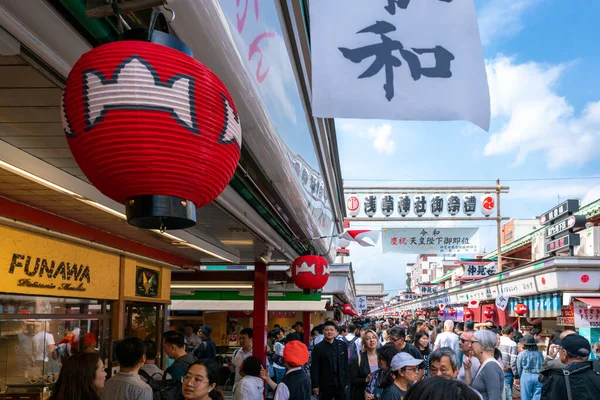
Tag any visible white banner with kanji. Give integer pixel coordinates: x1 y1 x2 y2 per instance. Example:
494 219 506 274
382 227 479 254
310 0 490 130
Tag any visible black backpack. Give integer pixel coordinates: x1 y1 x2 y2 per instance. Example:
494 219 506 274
139 361 193 400
343 336 359 364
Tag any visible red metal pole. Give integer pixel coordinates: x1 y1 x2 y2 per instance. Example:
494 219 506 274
303 311 311 345
253 262 268 366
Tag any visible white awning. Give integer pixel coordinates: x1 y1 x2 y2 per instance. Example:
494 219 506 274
171 300 327 312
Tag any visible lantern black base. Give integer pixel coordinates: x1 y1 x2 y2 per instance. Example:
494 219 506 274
126 195 196 230
302 289 319 295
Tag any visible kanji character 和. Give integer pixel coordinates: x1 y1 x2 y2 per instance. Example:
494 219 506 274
339 21 454 101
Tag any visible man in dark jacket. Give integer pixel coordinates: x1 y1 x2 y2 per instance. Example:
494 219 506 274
194 325 217 361
388 327 423 359
311 321 349 400
540 334 600 400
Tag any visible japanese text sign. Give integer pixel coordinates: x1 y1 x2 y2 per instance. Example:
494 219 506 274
382 227 478 254
539 199 580 225
574 303 600 328
310 0 490 130
462 262 497 278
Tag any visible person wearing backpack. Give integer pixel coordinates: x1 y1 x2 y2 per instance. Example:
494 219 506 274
162 331 197 400
194 326 217 362
140 340 164 382
271 328 287 383
540 334 600 400
343 324 360 365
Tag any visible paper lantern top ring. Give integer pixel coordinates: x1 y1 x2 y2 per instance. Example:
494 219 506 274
62 26 242 230
291 255 330 293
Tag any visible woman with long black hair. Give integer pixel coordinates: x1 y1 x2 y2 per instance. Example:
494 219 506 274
414 330 431 379
365 344 399 400
49 352 106 400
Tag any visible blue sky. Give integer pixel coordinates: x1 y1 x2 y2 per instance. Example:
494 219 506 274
336 0 600 295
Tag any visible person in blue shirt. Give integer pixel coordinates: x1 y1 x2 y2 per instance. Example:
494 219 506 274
517 335 543 400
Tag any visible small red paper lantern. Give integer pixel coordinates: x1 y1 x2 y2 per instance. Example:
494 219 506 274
464 309 474 319
448 308 457 316
291 255 330 293
342 304 353 315
438 309 445 317
483 308 495 319
62 24 241 230
515 303 528 316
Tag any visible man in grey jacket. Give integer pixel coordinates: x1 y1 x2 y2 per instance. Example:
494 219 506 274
102 337 152 400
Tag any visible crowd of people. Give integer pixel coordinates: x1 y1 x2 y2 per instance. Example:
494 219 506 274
44 316 600 400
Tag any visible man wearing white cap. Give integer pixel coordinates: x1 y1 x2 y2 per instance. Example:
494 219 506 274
381 353 423 400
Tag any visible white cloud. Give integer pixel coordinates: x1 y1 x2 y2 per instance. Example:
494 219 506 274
477 0 542 45
336 120 398 155
366 124 396 155
583 185 600 206
483 56 600 169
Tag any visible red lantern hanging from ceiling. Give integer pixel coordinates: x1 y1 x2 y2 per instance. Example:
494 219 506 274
291 255 330 293
448 308 457 316
464 309 474 319
515 303 528 316
483 308 495 319
342 303 353 315
438 309 445 317
61 14 241 230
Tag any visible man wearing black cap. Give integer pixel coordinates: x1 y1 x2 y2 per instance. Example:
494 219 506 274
194 325 216 361
540 334 600 400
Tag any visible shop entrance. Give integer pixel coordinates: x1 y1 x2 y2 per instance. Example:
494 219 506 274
0 295 111 398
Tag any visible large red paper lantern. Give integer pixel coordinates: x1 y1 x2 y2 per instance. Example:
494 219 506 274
464 309 474 319
291 255 330 293
483 308 495 319
515 303 528 316
438 309 445 317
448 308 457 316
62 26 241 230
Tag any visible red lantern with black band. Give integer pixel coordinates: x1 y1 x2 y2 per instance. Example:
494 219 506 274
464 309 474 319
62 17 241 230
515 303 528 316
483 308 495 319
291 255 330 293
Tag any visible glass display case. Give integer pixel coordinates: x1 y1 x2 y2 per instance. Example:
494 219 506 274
0 295 111 399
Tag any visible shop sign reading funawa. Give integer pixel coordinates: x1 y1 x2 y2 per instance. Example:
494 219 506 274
0 225 120 300
310 0 490 130
382 227 478 254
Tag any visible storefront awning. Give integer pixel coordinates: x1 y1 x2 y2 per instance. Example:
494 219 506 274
575 297 600 308
171 300 328 312
508 292 562 318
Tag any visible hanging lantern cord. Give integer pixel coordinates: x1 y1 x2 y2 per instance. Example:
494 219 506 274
111 0 131 32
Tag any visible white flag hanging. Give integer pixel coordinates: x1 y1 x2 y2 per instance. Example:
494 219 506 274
310 0 490 130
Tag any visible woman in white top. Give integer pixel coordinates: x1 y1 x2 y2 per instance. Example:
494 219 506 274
232 357 264 400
